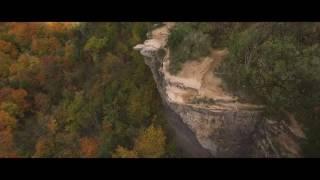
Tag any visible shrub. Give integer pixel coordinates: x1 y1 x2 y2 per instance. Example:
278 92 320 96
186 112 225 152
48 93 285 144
217 23 320 155
168 23 211 74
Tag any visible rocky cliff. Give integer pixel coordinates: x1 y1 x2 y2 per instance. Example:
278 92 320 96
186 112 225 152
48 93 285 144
134 23 306 157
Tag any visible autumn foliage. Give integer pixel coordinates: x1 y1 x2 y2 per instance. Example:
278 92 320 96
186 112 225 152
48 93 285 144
112 124 166 158
80 137 99 158
0 22 171 158
0 110 17 157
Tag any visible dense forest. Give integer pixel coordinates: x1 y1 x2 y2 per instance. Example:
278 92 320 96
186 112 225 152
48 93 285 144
1 22 319 157
0 22 178 158
168 22 320 156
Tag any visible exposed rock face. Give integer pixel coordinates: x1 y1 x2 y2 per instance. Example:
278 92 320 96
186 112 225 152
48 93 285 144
252 117 306 157
134 23 305 157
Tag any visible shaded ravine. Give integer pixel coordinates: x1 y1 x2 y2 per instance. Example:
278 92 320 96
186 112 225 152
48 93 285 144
163 105 212 157
137 23 212 157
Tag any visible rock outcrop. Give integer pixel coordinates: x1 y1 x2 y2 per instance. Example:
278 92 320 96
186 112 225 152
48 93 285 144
134 23 305 157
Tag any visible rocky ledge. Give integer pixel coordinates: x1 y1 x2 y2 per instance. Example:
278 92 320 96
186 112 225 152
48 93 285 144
134 23 306 157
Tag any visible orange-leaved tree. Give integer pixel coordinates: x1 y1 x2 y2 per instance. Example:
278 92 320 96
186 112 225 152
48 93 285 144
0 110 17 157
80 137 100 158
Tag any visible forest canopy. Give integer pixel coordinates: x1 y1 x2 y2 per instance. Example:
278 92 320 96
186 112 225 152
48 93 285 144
0 22 177 158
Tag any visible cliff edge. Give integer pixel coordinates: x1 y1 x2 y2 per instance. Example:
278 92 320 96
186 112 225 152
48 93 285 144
134 23 305 157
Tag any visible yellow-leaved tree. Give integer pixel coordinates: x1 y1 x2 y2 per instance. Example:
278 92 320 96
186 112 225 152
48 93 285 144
112 146 138 158
112 124 166 158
